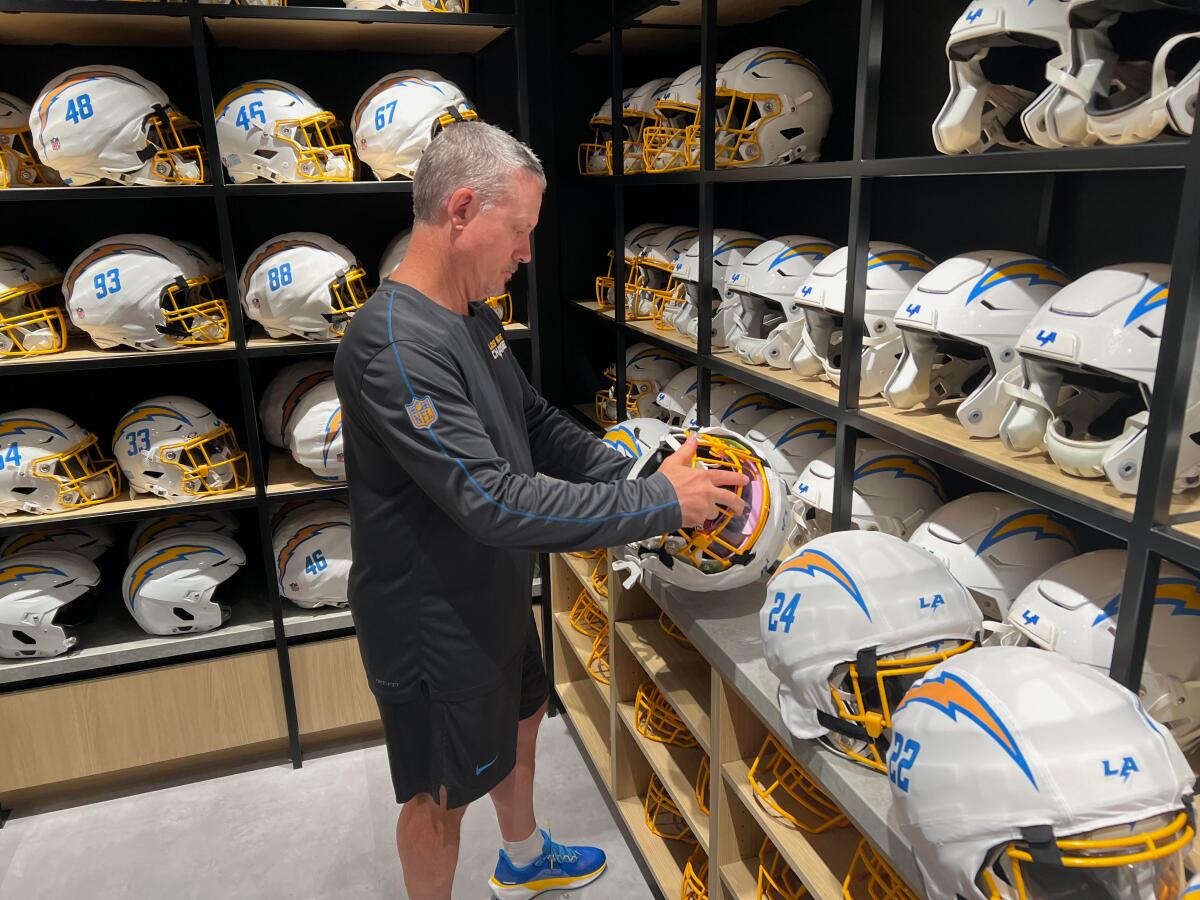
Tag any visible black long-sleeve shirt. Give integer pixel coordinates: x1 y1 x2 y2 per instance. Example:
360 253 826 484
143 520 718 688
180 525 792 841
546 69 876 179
334 281 681 702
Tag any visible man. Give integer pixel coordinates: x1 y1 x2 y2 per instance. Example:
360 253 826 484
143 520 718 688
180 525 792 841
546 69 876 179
334 122 746 900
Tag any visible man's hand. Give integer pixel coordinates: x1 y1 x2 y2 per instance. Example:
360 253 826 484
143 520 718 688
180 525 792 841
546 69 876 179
659 435 749 527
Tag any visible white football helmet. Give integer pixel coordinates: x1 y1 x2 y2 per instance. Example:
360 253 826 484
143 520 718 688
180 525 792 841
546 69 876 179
891 645 1195 900
240 232 369 340
0 551 100 658
1037 0 1200 146
721 235 836 366
285 377 344 482
1000 263 1199 495
934 1 1073 154
642 64 703 172
793 243 936 395
64 234 229 351
992 548 1200 753
379 228 411 280
683 382 786 433
886 252 1070 439
352 70 476 181
128 511 238 559
273 502 351 609
0 92 60 187
619 77 674 175
0 245 67 358
215 80 354 184
1 523 112 562
763 531 982 772
789 438 945 546
30 65 204 185
113 396 251 500
908 491 1078 621
260 360 334 449
619 426 789 592
601 418 673 460
343 1 467 9
712 47 833 167
744 409 837 488
595 342 682 425
578 89 632 176
655 366 701 427
633 225 699 323
596 223 664 315
0 409 120 515
672 229 764 345
123 532 245 635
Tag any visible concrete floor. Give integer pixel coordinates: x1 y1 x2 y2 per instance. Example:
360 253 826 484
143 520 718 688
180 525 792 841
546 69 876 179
0 714 654 900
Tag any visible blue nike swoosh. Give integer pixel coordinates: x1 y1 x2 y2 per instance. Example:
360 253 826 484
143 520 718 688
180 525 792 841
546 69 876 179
476 755 499 776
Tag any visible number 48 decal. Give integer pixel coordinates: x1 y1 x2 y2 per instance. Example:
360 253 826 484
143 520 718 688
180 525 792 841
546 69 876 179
887 732 921 792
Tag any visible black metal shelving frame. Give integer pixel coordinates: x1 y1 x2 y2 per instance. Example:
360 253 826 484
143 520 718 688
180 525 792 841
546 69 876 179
555 0 1200 695
0 0 548 785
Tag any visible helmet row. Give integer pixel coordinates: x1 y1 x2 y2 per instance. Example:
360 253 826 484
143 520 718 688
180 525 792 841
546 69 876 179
577 46 833 175
600 228 1195 497
0 232 513 357
0 514 247 655
1 65 474 188
938 0 1200 154
0 398 250 517
760 529 1200 900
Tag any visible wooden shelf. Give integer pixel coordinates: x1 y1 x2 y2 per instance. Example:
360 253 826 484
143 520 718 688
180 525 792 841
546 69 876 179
627 317 698 355
0 485 257 535
635 0 801 26
711 347 842 408
266 449 346 498
617 701 709 852
205 15 511 53
562 552 610 613
245 334 339 357
0 336 235 375
553 612 610 707
722 758 858 900
557 679 611 790
0 10 191 46
614 796 692 899
615 618 711 754
719 857 761 900
857 399 1200 521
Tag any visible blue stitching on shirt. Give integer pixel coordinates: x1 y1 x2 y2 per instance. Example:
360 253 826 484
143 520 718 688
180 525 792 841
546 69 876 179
386 291 678 525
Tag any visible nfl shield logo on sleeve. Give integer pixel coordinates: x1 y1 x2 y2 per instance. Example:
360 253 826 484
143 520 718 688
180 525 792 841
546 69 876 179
406 395 439 430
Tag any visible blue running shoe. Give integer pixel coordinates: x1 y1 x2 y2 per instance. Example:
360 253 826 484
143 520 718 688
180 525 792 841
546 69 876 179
489 830 607 899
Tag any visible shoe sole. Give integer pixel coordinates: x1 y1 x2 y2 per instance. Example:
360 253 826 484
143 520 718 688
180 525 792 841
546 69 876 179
489 861 607 900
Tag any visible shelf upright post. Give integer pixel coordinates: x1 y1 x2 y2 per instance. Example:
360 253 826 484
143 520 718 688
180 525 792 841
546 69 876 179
188 14 303 768
1110 128 1200 690
611 3 629 425
832 0 882 531
695 0 717 427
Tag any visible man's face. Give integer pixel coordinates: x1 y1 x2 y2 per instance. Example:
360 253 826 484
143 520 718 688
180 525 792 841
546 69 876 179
457 170 542 299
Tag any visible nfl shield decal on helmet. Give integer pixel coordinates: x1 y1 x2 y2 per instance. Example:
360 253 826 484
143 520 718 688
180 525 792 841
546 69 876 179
406 395 438 430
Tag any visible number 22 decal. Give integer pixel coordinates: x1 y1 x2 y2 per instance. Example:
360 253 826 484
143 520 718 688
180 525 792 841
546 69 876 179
887 732 921 792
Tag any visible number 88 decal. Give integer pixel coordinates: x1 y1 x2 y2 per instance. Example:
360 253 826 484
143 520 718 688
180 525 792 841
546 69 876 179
887 732 921 792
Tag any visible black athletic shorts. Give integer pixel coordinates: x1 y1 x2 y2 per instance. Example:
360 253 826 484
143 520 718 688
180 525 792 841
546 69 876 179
376 612 549 810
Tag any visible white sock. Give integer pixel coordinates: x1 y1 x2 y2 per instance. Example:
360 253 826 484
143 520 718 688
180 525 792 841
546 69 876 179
503 826 545 868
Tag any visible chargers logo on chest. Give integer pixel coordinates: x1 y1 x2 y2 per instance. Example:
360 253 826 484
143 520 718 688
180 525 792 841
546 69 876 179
488 332 508 360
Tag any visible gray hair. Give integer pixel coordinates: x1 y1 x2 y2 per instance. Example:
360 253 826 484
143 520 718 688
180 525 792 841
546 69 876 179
412 121 545 224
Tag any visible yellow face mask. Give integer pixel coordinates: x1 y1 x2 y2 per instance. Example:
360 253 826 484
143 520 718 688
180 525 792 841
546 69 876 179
843 839 919 900
30 431 120 509
644 773 695 843
156 423 252 497
484 292 513 325
978 811 1194 900
585 624 610 686
748 733 848 834
635 681 698 748
568 589 606 639
144 108 206 184
682 846 708 900
757 838 807 900
642 99 701 172
160 274 229 346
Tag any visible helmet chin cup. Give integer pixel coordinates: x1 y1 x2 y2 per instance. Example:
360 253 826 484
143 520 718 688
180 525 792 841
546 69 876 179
884 330 936 409
933 64 1037 155
735 335 769 366
764 320 805 369
1142 670 1200 753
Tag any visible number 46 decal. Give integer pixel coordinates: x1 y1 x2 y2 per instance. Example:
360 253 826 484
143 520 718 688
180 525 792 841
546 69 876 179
305 549 328 576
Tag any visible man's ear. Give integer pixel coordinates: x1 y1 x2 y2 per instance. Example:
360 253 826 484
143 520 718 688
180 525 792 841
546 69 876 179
446 187 477 230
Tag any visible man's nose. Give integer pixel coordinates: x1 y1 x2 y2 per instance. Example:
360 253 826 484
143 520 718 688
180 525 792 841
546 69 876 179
514 237 532 264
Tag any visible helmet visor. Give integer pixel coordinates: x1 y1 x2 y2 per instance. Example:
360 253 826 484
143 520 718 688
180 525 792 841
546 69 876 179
984 811 1194 900
162 424 251 496
146 108 206 184
161 275 229 345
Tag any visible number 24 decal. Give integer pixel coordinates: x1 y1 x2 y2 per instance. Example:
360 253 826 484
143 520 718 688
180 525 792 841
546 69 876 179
887 732 921 792
766 591 800 633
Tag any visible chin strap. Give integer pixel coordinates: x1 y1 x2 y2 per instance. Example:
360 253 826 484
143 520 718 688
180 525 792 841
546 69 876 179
611 554 645 590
